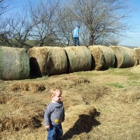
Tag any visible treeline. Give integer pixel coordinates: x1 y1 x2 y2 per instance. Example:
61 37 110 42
0 0 132 48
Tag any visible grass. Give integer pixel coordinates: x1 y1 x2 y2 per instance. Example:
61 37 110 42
108 67 140 78
106 83 124 88
128 74 140 80
127 80 140 86
108 67 132 75
75 71 100 77
0 66 140 140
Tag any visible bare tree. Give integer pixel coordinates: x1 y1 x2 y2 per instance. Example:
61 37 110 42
0 0 10 17
28 0 61 46
64 0 132 46
0 0 62 48
0 10 34 48
0 0 133 47
53 7 75 46
0 0 14 46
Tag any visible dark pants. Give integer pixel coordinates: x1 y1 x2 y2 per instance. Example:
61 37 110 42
73 37 80 46
47 124 63 140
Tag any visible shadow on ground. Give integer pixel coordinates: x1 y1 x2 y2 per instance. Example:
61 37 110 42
62 112 100 140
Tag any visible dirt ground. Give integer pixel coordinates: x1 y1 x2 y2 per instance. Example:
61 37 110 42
0 66 140 140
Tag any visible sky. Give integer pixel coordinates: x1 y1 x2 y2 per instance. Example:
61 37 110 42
11 0 140 47
119 0 140 47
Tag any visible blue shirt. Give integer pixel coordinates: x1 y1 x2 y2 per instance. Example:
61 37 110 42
73 27 79 37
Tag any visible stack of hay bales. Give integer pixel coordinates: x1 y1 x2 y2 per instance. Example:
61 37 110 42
28 47 67 77
64 46 92 72
88 45 115 70
133 47 140 65
110 46 135 68
0 46 30 80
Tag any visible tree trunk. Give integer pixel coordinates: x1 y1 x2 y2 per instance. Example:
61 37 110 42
89 33 94 45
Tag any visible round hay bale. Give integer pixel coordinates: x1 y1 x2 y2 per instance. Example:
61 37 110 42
28 47 67 77
133 47 140 65
0 46 30 80
63 46 92 72
110 46 135 68
88 45 115 70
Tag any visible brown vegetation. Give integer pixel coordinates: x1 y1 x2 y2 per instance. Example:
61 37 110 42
0 66 140 140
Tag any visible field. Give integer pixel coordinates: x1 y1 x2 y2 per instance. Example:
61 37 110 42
0 66 140 140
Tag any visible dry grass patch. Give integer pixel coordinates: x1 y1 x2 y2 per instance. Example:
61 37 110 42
131 65 140 73
0 91 46 139
77 86 140 140
0 68 140 140
9 82 46 93
114 87 140 103
62 104 98 140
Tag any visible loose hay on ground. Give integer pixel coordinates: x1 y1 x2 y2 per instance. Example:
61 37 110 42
0 116 41 132
114 87 140 103
0 91 45 137
131 65 140 73
62 104 97 139
9 82 46 93
0 68 140 140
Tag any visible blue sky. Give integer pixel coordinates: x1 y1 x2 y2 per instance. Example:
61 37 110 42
119 0 140 47
11 0 140 47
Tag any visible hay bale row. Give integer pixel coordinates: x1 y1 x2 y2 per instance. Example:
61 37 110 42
110 46 135 68
88 45 115 70
0 46 30 80
0 45 139 80
28 46 92 77
64 46 92 72
133 48 140 65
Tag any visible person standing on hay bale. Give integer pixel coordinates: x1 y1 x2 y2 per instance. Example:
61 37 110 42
72 24 80 46
44 87 65 140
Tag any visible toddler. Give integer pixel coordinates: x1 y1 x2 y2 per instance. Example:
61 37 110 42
44 87 65 140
